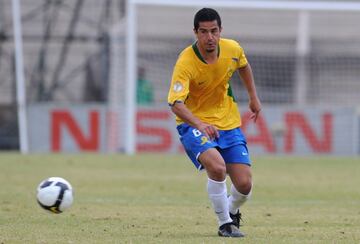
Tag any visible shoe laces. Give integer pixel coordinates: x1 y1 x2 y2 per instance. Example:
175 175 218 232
231 211 243 227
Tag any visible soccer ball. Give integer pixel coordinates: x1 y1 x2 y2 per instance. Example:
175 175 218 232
36 177 74 214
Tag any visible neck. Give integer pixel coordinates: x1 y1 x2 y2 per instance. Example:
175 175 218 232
197 43 218 64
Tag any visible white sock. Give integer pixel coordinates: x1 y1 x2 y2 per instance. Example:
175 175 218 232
228 184 252 215
207 178 233 226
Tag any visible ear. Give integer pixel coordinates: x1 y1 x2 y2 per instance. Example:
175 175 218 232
193 28 197 34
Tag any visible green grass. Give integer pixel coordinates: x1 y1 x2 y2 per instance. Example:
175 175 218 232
1 154 360 243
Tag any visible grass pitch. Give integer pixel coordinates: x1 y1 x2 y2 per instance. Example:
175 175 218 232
0 153 360 243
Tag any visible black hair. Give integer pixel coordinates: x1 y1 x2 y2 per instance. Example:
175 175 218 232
193 8 222 31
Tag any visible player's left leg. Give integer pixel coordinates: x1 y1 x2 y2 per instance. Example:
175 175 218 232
208 127 252 231
219 140 252 228
226 164 252 227
227 164 252 207
220 142 252 207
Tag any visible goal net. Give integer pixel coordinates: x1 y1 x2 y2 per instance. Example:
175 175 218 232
107 0 360 155
9 1 359 155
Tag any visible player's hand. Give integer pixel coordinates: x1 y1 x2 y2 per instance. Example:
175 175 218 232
249 96 261 122
197 122 219 140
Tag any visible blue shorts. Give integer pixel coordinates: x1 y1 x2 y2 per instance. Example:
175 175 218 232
176 123 251 170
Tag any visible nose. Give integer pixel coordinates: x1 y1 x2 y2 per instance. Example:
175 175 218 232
206 32 214 41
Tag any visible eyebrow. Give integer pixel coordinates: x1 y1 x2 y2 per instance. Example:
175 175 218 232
198 27 219 31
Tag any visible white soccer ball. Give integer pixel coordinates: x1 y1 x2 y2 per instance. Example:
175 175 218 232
36 177 74 214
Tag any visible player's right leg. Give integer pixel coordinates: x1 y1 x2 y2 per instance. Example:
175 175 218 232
198 148 226 181
176 123 243 237
198 149 244 237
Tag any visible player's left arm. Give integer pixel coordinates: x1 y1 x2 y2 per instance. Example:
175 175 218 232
238 63 262 122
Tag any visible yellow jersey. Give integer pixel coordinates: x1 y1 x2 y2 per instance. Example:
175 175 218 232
168 38 248 130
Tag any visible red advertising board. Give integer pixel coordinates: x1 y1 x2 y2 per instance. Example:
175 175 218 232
47 107 337 154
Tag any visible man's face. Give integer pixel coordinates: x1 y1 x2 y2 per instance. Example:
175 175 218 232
194 20 221 53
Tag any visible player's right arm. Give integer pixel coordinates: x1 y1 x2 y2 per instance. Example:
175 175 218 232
170 102 219 140
168 62 219 140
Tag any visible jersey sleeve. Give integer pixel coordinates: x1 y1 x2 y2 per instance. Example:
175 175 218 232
236 43 248 68
167 63 191 106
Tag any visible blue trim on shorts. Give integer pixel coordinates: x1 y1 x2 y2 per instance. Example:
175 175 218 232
176 123 251 170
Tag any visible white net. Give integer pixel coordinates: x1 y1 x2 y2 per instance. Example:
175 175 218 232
4 1 359 154
108 2 360 155
131 6 360 106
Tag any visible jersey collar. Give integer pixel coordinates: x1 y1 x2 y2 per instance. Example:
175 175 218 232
192 41 220 64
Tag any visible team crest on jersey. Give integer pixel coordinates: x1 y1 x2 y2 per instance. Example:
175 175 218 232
227 68 234 78
173 81 183 92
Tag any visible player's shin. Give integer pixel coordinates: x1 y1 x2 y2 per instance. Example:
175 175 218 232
207 178 233 226
228 183 252 215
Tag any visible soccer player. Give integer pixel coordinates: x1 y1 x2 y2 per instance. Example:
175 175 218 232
167 8 261 238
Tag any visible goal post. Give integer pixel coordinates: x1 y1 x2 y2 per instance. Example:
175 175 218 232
108 0 360 154
12 0 29 154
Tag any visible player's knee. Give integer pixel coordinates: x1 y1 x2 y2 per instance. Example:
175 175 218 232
235 177 252 195
206 163 226 181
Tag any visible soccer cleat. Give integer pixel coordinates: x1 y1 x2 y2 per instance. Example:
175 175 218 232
230 210 242 228
218 222 245 238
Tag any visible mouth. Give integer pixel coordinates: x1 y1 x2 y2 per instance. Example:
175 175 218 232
206 42 216 49
206 43 216 52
